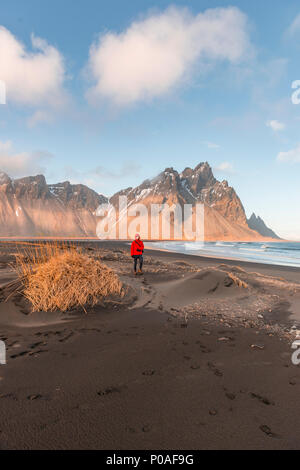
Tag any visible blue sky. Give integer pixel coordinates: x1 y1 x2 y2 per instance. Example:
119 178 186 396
0 0 300 239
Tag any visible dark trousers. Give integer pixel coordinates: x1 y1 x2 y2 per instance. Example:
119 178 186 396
133 255 143 272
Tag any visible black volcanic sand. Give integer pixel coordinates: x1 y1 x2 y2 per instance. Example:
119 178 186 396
0 240 300 449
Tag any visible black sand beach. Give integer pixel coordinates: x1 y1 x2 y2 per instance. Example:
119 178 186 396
0 240 300 450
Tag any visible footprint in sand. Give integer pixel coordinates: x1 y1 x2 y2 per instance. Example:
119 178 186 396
289 376 300 386
142 425 152 433
225 392 236 401
29 341 45 349
0 393 18 400
207 362 223 377
11 345 49 358
142 370 155 376
125 426 136 434
59 332 75 343
76 328 102 333
260 424 280 439
97 386 124 397
28 349 48 357
250 392 275 406
35 330 61 338
27 394 43 401
10 350 30 359
196 342 212 353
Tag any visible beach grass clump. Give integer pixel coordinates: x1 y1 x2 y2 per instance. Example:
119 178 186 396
15 243 124 312
227 272 248 289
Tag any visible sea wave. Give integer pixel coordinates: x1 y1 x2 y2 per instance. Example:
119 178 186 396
146 241 300 268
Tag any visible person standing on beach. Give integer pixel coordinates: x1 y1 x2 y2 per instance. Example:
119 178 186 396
131 233 144 275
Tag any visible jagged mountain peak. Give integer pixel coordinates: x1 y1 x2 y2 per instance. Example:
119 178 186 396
48 180 107 210
163 166 177 174
247 213 280 239
0 171 11 185
194 161 211 171
249 212 257 221
15 174 47 186
154 167 179 184
181 162 216 195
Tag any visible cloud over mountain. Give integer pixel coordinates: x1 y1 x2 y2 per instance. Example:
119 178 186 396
0 140 53 177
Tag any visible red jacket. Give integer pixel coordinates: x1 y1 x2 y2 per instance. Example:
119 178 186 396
131 239 144 256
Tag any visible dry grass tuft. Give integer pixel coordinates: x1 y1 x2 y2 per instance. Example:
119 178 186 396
15 243 124 312
227 272 248 289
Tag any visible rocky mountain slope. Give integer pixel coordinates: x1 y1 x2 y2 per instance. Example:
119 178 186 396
109 163 279 241
0 172 107 237
0 163 279 240
247 213 280 240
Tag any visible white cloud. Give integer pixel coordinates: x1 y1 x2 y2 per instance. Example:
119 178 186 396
277 144 300 163
0 140 13 153
64 161 141 194
214 161 234 173
0 27 67 107
66 161 140 181
203 141 220 149
86 6 251 106
266 120 285 131
287 13 300 36
0 140 53 176
27 110 54 128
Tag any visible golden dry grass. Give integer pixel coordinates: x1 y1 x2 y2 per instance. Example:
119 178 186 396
15 243 124 312
227 272 248 289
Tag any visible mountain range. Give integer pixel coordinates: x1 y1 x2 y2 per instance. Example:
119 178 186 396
0 163 280 240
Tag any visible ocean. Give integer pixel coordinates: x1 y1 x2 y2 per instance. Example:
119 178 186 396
145 241 300 268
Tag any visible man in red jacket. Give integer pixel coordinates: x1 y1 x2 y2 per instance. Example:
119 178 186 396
131 233 144 275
